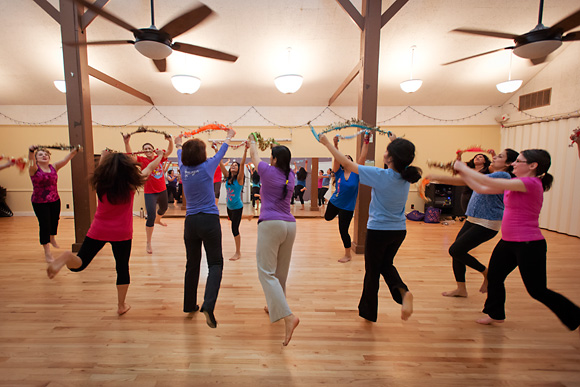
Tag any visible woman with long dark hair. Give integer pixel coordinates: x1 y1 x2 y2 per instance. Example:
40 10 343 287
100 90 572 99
428 149 519 297
175 130 235 329
47 149 165 315
324 135 369 263
248 136 299 346
459 153 491 214
28 145 79 262
292 161 308 210
319 133 421 322
455 149 580 331
219 142 249 261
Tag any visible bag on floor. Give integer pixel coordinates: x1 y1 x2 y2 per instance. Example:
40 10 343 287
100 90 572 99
424 206 441 223
406 210 424 221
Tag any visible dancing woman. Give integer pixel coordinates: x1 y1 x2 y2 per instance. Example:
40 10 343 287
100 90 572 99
219 142 249 261
123 133 173 254
428 149 519 297
458 153 491 214
319 133 421 322
175 130 235 328
317 169 331 206
455 150 580 331
47 149 165 315
249 165 261 209
28 145 78 262
248 135 300 346
325 135 369 263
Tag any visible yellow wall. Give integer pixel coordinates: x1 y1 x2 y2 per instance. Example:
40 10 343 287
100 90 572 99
0 123 500 213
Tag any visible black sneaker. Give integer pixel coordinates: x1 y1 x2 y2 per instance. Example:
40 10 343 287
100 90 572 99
200 307 218 328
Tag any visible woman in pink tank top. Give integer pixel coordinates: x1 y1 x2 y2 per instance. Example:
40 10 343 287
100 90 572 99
28 145 78 262
454 149 580 332
46 149 164 316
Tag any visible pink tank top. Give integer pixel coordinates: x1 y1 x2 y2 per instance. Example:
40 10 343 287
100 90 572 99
30 165 59 203
87 193 135 241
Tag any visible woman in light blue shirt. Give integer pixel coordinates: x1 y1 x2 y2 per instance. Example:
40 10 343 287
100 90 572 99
319 132 421 323
219 142 249 261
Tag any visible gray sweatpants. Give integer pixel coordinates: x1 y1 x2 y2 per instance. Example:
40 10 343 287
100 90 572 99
256 220 297 323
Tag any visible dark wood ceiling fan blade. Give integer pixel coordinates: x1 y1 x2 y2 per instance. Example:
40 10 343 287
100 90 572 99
153 59 167 72
71 0 139 32
550 8 580 33
160 4 213 39
452 28 518 40
64 40 134 46
563 31 580 41
442 47 514 66
172 43 238 62
530 56 547 65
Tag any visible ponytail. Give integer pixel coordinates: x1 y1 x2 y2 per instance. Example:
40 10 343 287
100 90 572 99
521 149 553 192
539 173 553 192
400 166 422 184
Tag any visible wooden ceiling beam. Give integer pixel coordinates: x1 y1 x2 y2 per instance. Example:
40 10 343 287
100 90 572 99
328 60 362 106
81 0 110 29
335 0 364 30
381 0 409 28
88 66 154 105
33 0 60 24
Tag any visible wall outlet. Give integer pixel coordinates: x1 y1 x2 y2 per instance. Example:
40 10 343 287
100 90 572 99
66 204 70 209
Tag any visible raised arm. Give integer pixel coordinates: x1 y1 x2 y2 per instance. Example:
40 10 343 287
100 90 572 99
331 136 341 172
122 134 137 161
0 160 15 171
237 142 248 185
141 150 165 177
54 147 79 172
248 135 261 168
454 161 525 194
28 145 38 176
319 134 358 174
164 134 174 157
425 174 466 186
356 133 371 165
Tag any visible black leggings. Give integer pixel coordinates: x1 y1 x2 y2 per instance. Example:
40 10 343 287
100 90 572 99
449 221 497 282
227 207 243 237
144 191 168 227
292 185 305 205
318 187 328 206
324 201 354 248
251 186 260 207
483 239 580 330
71 236 132 285
183 213 223 313
358 229 408 322
166 185 178 202
32 199 60 245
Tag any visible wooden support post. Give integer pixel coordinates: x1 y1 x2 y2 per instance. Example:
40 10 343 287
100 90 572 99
310 158 319 211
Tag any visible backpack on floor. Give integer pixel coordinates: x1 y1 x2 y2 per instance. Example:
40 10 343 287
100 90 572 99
406 210 424 221
424 206 441 223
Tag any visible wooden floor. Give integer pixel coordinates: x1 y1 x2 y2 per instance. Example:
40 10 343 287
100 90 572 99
0 216 579 386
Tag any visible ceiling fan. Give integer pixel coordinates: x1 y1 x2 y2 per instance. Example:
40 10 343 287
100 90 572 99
443 0 580 66
69 0 238 72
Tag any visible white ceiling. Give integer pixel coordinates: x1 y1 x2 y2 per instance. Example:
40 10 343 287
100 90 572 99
1 0 579 107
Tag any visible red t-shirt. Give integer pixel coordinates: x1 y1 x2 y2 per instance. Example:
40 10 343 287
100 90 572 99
87 193 134 241
213 166 222 183
137 155 167 194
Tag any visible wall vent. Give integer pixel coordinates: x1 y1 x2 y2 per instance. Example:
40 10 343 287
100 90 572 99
518 88 551 111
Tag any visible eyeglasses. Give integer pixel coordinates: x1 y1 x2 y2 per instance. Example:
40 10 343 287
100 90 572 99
514 159 529 164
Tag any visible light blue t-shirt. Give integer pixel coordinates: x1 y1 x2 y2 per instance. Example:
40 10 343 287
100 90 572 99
329 168 359 211
358 165 410 231
226 179 244 210
466 171 510 220
178 143 228 216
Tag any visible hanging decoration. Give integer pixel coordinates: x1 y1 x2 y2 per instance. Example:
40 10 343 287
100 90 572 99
419 178 431 202
426 159 456 173
122 125 171 139
456 146 495 155
210 140 248 150
0 155 29 171
36 144 83 152
308 119 391 141
249 132 279 151
103 148 166 156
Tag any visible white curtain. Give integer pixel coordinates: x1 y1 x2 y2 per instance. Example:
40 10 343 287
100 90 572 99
501 117 580 237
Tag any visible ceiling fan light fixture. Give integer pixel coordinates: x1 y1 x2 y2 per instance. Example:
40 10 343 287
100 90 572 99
171 75 201 94
134 40 173 60
274 74 303 94
53 80 66 93
496 79 523 93
400 79 423 93
513 39 562 59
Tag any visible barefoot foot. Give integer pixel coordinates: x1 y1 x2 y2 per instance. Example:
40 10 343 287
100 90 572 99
154 219 167 227
45 253 54 263
338 256 351 263
50 236 60 249
146 244 153 254
118 303 131 315
479 278 488 294
229 253 241 261
476 316 504 325
442 289 468 297
283 314 300 346
401 291 413 321
47 258 66 279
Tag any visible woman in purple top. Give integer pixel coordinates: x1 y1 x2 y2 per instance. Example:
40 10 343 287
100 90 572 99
248 135 300 346
175 130 234 329
28 145 78 262
455 149 580 331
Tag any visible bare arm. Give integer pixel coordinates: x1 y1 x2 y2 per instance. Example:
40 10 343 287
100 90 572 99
54 148 79 172
425 174 466 186
356 133 370 165
454 161 525 194
248 135 261 168
28 145 38 176
237 143 248 185
331 136 340 172
122 134 137 161
319 134 358 174
218 159 229 177
164 134 174 157
0 160 15 171
141 150 165 177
